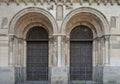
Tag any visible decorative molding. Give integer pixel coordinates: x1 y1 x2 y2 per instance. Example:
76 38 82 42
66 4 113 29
0 0 120 5
61 7 109 35
47 5 54 10
15 0 20 5
110 16 116 28
9 7 58 35
49 35 57 43
62 35 69 43
1 17 8 29
64 4 73 10
56 5 63 20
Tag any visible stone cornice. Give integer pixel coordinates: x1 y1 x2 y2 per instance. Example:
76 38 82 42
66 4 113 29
0 0 120 5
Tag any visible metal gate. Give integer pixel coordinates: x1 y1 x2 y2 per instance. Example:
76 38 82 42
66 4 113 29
70 25 93 83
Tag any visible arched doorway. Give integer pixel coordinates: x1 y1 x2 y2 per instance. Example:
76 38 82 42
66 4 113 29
26 26 48 81
61 7 109 83
9 8 58 83
70 25 93 82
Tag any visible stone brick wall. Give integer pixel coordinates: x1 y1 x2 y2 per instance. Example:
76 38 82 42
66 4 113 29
0 2 120 84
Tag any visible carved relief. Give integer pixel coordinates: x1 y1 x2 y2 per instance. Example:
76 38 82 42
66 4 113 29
64 4 73 10
117 0 120 5
110 16 116 28
0 0 119 5
47 5 54 10
1 17 8 29
110 0 115 5
104 0 108 5
62 35 69 43
56 5 63 20
96 0 101 5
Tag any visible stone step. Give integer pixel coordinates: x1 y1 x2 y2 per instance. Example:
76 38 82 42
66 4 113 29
17 81 50 84
69 81 101 84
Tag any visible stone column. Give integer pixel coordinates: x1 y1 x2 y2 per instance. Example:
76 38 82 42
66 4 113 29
97 37 101 65
49 35 57 67
18 38 25 82
9 34 14 65
93 36 104 83
103 35 111 84
58 35 62 67
61 35 69 67
100 37 105 65
104 35 110 65
51 34 68 84
94 37 105 65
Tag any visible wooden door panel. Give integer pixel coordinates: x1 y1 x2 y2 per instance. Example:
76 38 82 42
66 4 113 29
70 41 92 80
27 41 48 81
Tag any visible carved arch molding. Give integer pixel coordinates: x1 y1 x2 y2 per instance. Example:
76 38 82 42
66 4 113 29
8 8 59 83
8 7 110 83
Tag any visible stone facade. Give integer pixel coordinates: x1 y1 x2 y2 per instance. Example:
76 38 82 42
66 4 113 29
0 1 120 84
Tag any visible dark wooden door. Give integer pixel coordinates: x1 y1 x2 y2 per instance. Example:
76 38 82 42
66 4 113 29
26 26 48 81
70 41 92 80
70 25 93 81
27 41 48 81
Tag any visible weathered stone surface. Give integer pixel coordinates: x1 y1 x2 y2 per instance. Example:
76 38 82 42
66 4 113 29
51 67 68 84
0 67 15 84
0 1 120 84
103 66 120 84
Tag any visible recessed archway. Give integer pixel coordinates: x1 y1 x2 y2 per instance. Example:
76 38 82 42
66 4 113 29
9 7 58 37
8 7 58 83
26 26 49 81
70 25 93 81
61 7 109 36
61 7 110 83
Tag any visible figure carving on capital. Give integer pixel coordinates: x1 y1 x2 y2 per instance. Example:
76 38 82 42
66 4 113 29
49 35 58 66
62 35 69 43
104 35 110 41
9 35 15 42
49 35 57 43
1 17 8 29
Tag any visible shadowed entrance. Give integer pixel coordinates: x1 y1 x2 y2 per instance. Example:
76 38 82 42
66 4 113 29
70 25 93 81
27 26 48 81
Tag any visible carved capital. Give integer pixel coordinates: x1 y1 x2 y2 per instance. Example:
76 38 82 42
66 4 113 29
49 35 57 43
104 0 108 5
95 37 102 41
97 0 101 5
104 35 110 41
65 4 73 10
9 34 14 42
62 35 69 43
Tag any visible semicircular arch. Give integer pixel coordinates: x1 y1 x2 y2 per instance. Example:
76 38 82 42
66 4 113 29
9 7 58 38
61 7 109 37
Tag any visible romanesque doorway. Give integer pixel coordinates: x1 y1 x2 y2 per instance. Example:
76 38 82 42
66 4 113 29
70 25 93 82
26 26 48 81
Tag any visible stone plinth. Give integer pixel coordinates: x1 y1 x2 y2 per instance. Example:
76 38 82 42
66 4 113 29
0 67 15 84
51 67 68 84
103 66 120 84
